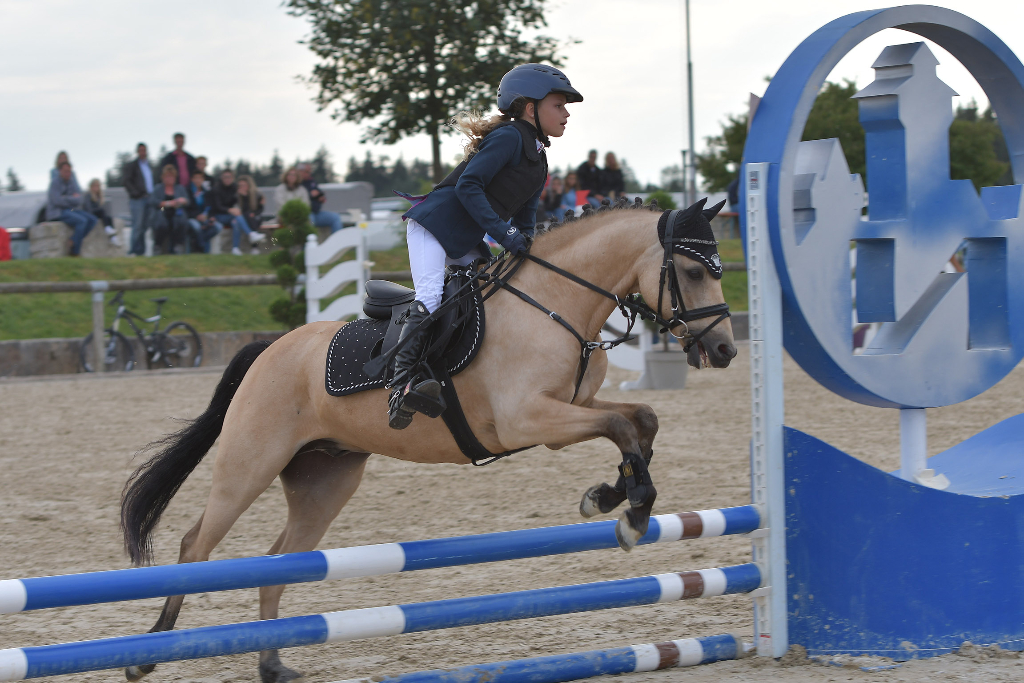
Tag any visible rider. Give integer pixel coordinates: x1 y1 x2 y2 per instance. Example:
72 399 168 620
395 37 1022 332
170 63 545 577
387 63 582 430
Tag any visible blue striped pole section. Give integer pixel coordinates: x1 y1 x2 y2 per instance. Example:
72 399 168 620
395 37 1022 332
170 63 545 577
0 564 760 680
0 506 758 614
332 633 749 683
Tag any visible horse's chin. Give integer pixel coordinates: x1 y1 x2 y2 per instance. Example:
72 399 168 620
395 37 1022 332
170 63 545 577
685 339 734 369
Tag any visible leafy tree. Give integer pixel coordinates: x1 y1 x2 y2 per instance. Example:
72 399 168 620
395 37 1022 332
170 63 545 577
286 0 566 182
6 168 23 192
344 152 446 195
659 164 684 192
645 190 676 210
950 103 1009 190
105 151 133 188
621 159 642 194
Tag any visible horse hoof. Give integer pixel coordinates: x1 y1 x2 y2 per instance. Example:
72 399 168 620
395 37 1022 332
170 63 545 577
580 483 628 518
125 664 156 681
615 511 644 551
580 484 604 518
259 656 304 683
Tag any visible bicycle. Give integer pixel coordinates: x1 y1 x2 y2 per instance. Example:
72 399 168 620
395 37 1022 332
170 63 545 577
80 291 203 372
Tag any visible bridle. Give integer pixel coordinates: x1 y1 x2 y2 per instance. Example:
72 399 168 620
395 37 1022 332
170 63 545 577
650 209 732 350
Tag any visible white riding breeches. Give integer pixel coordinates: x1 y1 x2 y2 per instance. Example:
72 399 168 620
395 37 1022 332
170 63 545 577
406 219 478 313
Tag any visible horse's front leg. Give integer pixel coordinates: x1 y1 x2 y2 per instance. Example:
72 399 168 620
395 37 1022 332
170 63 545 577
503 397 655 551
576 398 658 521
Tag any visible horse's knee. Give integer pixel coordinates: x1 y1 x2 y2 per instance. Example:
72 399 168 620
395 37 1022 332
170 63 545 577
601 412 640 452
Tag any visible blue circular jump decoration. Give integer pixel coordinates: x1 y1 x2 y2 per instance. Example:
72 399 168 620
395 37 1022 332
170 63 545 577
744 5 1024 408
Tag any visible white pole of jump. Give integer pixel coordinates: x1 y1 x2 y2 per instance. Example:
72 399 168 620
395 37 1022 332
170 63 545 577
745 162 788 658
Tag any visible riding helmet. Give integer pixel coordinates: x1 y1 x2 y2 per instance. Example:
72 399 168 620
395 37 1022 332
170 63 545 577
497 64 583 112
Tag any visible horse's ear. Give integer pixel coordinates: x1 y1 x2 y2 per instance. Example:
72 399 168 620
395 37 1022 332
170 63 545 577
678 197 708 222
703 198 727 221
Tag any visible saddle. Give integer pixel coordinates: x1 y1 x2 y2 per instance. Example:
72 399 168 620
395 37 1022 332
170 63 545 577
325 275 483 398
325 266 534 465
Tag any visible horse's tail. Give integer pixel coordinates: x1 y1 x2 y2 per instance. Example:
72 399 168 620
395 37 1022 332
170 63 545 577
121 340 272 566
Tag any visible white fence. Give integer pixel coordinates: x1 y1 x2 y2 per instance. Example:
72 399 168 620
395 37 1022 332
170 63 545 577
304 225 370 323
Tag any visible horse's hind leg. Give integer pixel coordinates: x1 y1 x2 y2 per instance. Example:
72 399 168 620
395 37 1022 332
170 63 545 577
577 399 659 519
126 426 303 681
258 449 370 683
124 517 204 681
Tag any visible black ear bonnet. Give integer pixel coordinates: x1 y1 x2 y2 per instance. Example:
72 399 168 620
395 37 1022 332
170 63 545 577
656 198 726 279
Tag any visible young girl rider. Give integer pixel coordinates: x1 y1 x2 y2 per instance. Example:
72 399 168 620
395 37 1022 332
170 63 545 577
388 64 583 429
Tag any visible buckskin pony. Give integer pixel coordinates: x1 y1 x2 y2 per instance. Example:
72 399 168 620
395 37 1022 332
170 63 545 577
119 197 737 683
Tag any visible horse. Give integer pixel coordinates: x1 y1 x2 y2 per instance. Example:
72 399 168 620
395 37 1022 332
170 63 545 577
119 198 737 683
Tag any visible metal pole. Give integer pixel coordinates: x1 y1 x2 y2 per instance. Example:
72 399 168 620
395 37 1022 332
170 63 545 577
685 0 697 207
745 163 788 657
89 282 108 374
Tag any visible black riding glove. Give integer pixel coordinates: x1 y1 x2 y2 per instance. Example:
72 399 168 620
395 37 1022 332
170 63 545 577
499 227 529 255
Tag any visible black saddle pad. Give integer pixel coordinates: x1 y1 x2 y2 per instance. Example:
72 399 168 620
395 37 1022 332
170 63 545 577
325 289 484 397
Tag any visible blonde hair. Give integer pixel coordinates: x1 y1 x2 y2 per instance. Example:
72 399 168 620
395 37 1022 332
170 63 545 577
88 178 103 204
452 96 529 159
161 164 178 181
238 175 262 213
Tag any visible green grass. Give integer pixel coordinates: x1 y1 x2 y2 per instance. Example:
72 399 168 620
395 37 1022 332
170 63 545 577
0 240 746 341
0 255 281 341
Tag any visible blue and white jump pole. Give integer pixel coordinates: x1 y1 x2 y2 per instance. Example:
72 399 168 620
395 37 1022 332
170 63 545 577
332 633 749 683
0 506 758 615
0 565 760 680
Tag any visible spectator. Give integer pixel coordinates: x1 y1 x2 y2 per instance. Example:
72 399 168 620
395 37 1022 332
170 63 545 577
45 162 97 256
210 168 264 255
50 151 80 187
194 156 213 190
540 176 564 220
148 165 190 255
273 167 310 209
123 142 155 256
600 152 625 200
298 162 343 233
559 171 580 213
576 149 604 205
185 169 220 253
236 174 265 237
82 179 121 246
159 133 196 190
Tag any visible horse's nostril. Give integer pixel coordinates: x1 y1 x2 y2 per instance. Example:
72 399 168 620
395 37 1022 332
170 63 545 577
718 343 735 358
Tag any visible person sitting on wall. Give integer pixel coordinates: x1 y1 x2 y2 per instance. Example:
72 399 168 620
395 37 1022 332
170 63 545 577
210 168 265 256
194 156 214 190
148 165 190 255
540 175 564 220
298 162 343 233
45 161 97 257
186 169 220 253
82 178 121 246
236 174 266 250
576 149 604 206
600 152 625 200
559 171 581 213
274 167 311 210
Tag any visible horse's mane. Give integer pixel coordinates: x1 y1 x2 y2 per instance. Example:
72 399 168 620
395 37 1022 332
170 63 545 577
535 196 663 239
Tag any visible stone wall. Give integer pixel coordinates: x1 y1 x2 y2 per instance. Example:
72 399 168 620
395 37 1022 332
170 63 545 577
0 330 284 378
29 219 127 258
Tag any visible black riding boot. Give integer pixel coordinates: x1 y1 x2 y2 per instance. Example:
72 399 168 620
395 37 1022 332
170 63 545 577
388 301 444 430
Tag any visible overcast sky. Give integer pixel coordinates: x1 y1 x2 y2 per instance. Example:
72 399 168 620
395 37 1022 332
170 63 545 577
3 0 1022 192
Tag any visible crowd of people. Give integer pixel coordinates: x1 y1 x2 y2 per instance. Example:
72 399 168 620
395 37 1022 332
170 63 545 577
537 149 627 221
44 133 345 256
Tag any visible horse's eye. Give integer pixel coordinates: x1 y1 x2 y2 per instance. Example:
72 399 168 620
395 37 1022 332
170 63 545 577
686 267 704 281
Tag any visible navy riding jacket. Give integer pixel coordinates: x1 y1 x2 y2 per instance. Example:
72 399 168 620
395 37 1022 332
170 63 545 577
404 122 546 259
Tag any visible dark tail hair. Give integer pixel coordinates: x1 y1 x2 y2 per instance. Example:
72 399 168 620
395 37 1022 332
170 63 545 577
121 341 272 566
